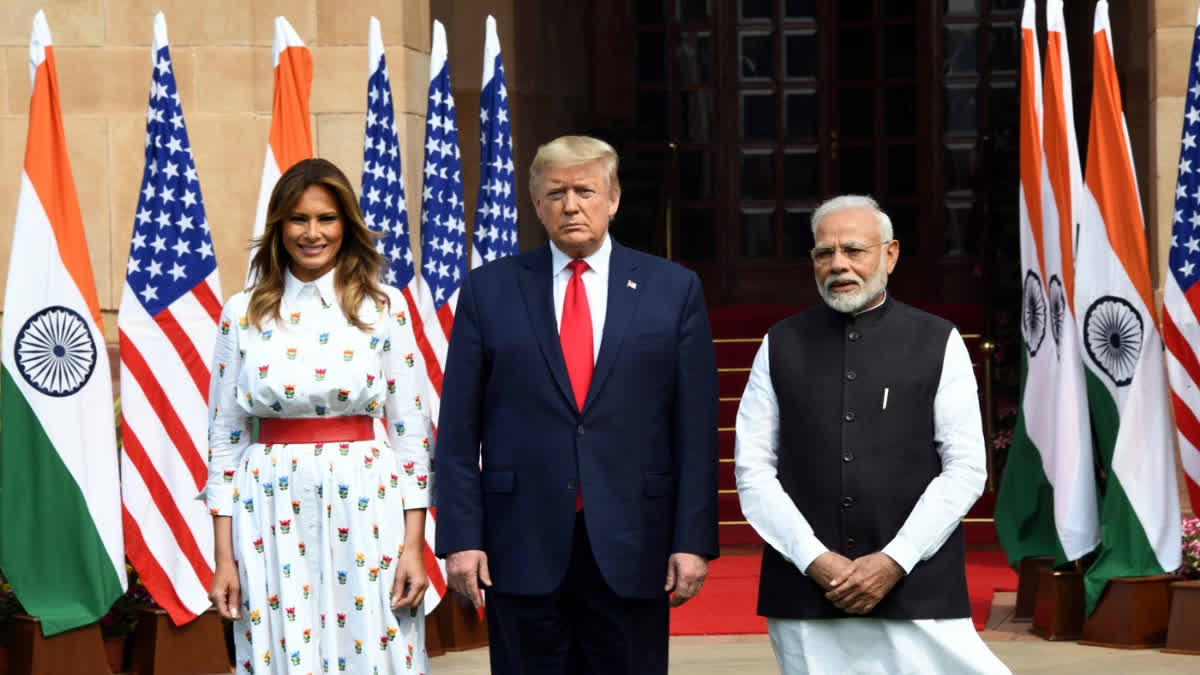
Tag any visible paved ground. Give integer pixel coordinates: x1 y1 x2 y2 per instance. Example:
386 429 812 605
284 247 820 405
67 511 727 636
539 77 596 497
429 592 1200 674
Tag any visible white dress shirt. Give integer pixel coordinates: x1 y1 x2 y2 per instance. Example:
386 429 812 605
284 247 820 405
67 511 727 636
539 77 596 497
550 235 611 362
733 303 1009 674
735 326 987 575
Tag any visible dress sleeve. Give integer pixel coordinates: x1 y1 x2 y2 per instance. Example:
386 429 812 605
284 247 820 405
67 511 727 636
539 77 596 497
200 297 253 515
382 291 435 510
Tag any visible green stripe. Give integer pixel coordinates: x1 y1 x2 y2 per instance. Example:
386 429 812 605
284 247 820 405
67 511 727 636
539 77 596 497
0 366 124 636
994 349 1068 567
1081 368 1164 615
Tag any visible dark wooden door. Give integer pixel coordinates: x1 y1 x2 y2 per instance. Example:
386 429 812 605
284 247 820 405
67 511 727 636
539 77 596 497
613 0 1024 310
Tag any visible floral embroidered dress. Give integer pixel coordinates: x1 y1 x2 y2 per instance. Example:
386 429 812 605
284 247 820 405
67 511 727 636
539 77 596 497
203 269 433 674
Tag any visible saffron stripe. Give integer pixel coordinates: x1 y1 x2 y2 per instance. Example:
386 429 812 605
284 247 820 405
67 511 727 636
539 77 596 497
269 44 313 172
1020 23 1046 280
1086 28 1156 313
120 420 213 593
153 308 211 403
120 329 207 486
1043 30 1077 309
123 505 200 625
23 48 103 330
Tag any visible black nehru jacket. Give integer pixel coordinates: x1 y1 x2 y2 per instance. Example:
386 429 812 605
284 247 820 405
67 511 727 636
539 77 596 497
756 297 971 620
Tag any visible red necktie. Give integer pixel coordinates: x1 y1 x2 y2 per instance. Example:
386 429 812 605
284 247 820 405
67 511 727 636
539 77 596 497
561 259 594 411
561 259 593 511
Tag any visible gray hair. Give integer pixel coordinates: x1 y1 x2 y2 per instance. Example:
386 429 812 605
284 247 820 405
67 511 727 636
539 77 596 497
810 195 894 242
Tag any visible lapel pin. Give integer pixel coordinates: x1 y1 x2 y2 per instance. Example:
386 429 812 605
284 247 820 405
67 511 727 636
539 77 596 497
627 280 638 290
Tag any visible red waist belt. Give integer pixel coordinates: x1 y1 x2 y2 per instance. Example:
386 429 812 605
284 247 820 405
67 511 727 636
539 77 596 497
257 416 375 444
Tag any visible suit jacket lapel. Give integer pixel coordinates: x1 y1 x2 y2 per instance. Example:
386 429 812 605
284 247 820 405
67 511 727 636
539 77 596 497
585 242 641 412
517 244 576 410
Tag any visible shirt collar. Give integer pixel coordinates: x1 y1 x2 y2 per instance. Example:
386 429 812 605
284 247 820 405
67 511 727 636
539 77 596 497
283 267 337 306
550 234 612 278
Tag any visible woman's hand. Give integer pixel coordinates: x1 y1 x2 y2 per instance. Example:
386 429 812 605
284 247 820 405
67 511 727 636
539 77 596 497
390 546 429 610
391 509 430 610
209 559 241 619
209 516 240 619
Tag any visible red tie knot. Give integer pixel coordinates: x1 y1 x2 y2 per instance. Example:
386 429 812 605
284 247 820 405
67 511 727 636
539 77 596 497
568 258 589 277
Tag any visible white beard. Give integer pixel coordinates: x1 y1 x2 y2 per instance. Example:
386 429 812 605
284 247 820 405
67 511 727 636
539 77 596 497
817 263 888 314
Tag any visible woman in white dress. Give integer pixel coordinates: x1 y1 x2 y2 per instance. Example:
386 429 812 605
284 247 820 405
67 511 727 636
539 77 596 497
203 158 434 674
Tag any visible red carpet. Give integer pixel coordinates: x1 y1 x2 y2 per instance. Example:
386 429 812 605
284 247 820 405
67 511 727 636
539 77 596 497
669 549 1017 635
964 550 1019 630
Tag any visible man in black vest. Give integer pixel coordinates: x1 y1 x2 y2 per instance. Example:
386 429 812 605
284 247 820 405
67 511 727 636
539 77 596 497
734 195 1010 673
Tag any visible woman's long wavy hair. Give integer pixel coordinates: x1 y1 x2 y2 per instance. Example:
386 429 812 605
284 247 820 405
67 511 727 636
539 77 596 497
246 158 388 331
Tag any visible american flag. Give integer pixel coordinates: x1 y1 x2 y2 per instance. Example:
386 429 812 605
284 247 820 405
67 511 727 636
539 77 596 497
471 15 518 269
1163 8 1200 515
117 12 221 625
416 19 466 368
360 15 447 614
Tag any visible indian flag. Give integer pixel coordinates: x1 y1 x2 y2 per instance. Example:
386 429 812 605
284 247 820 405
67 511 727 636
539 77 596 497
996 0 1098 567
1077 0 1180 614
0 10 126 636
247 16 312 283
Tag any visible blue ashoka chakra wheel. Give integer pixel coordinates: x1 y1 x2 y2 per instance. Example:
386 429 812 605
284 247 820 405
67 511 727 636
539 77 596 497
1048 275 1066 351
1083 295 1143 387
14 305 97 397
1021 270 1046 357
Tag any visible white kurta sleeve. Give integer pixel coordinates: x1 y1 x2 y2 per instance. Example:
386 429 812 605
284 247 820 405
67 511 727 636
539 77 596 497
201 297 253 515
735 335 830 575
881 328 987 573
382 291 435 510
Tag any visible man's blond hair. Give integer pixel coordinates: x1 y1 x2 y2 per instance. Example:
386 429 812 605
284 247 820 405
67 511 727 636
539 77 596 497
529 135 620 195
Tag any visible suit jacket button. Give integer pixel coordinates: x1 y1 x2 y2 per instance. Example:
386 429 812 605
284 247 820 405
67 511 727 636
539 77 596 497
567 479 577 490
842 450 854 462
844 411 855 422
841 496 854 508
848 330 861 342
577 424 586 435
846 370 857 381
846 537 856 549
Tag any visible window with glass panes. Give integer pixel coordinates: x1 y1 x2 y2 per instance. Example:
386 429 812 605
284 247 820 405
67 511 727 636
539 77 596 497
735 0 822 261
620 0 1022 307
943 0 1022 269
630 0 719 264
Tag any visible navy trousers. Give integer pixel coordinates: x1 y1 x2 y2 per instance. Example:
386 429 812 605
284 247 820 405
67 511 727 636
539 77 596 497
484 512 669 674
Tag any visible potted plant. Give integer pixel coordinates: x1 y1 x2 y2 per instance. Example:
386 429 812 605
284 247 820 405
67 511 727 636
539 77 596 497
1180 516 1200 580
99 563 155 674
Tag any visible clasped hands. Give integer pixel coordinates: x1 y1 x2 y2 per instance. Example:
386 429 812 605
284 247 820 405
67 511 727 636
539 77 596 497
805 551 904 615
446 550 708 608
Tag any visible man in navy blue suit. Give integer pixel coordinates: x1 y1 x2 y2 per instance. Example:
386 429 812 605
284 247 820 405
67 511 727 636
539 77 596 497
434 135 719 673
